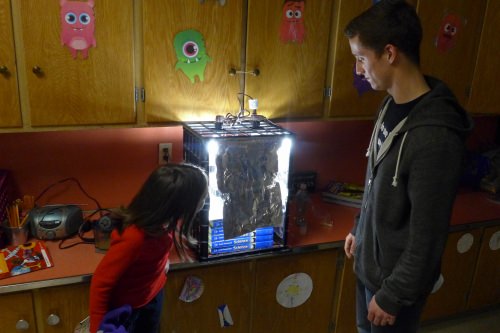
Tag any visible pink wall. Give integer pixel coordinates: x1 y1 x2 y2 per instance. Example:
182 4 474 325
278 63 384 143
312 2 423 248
0 116 497 211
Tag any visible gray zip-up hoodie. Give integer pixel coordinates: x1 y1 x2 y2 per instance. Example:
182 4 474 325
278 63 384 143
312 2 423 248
352 76 473 315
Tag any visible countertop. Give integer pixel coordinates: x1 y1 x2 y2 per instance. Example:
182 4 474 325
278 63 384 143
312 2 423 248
1 190 498 294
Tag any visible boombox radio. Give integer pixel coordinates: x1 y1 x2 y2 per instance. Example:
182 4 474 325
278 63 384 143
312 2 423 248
29 205 84 240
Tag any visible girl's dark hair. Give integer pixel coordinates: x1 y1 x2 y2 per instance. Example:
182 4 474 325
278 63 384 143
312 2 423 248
116 163 208 237
344 0 422 66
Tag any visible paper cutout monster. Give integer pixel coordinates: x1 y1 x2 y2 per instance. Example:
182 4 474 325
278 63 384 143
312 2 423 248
60 0 96 59
435 13 463 53
174 30 211 83
279 0 306 44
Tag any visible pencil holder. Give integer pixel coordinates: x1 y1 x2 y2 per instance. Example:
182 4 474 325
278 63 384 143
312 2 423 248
5 224 29 246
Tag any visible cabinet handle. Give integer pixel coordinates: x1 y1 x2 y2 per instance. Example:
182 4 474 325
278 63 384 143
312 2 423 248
15 319 30 331
0 66 9 75
46 313 61 326
32 66 44 77
229 68 260 77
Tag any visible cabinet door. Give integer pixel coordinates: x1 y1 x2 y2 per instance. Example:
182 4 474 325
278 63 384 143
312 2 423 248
35 283 90 333
246 0 333 119
326 0 386 118
143 0 242 123
467 225 500 310
0 291 37 333
0 0 22 128
421 229 482 321
16 0 135 126
252 249 338 333
161 261 253 333
418 0 487 108
468 0 500 114
334 256 357 333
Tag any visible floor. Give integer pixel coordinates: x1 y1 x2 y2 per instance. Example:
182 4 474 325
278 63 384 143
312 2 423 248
419 307 500 333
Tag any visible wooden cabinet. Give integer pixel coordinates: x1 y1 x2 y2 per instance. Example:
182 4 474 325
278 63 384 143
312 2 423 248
34 283 89 333
468 0 500 114
325 0 386 118
333 255 357 333
421 229 482 321
0 283 89 333
13 0 136 127
143 0 243 123
0 291 37 333
0 0 22 128
144 0 335 123
252 249 338 333
245 0 334 119
467 224 500 310
162 249 339 333
161 261 253 333
418 0 487 107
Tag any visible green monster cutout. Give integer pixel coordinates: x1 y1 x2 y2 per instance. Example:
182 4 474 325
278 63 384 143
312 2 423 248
174 29 211 83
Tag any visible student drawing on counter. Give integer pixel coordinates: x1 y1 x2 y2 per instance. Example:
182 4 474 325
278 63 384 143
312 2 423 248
89 163 208 333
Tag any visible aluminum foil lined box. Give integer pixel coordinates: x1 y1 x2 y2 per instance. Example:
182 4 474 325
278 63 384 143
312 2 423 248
183 121 294 260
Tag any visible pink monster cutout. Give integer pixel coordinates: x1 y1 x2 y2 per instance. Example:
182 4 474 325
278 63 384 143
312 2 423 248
280 0 306 44
60 0 96 59
435 13 463 53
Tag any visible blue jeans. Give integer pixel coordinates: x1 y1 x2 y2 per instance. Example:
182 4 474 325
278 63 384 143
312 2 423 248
356 279 426 333
126 290 164 333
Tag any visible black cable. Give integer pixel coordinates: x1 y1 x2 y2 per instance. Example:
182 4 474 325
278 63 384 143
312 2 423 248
34 177 102 210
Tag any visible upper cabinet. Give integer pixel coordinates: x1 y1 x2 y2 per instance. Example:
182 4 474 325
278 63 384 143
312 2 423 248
0 0 22 128
143 0 243 123
418 0 487 108
468 0 500 114
325 0 386 118
14 0 136 127
245 0 334 119
144 0 335 123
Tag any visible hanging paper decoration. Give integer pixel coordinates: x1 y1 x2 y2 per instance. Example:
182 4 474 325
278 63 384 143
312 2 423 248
178 276 204 303
353 64 373 96
174 29 211 83
279 1 306 44
60 0 96 59
276 272 313 308
217 304 234 327
435 12 464 53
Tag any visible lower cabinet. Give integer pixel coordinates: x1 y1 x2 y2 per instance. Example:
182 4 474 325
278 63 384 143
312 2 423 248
161 248 339 333
0 291 37 333
333 255 357 333
252 249 338 333
0 283 89 333
467 224 500 310
161 260 254 333
332 223 500 333
421 229 482 321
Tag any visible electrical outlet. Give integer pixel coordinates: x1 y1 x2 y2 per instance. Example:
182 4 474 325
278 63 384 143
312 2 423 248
158 143 172 164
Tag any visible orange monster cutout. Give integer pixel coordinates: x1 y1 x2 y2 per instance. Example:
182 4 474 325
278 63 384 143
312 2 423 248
435 13 463 53
280 0 305 44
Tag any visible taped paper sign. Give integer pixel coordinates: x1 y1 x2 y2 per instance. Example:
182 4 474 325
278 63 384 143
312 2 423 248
174 29 211 83
60 0 96 59
280 1 306 43
276 272 313 308
217 304 234 327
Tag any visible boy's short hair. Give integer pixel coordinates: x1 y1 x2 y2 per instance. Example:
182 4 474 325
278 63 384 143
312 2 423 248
344 0 422 66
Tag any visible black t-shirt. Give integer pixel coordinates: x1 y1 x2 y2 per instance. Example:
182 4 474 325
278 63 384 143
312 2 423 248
377 94 427 149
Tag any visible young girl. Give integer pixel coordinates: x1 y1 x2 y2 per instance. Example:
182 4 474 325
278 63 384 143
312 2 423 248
89 163 208 333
